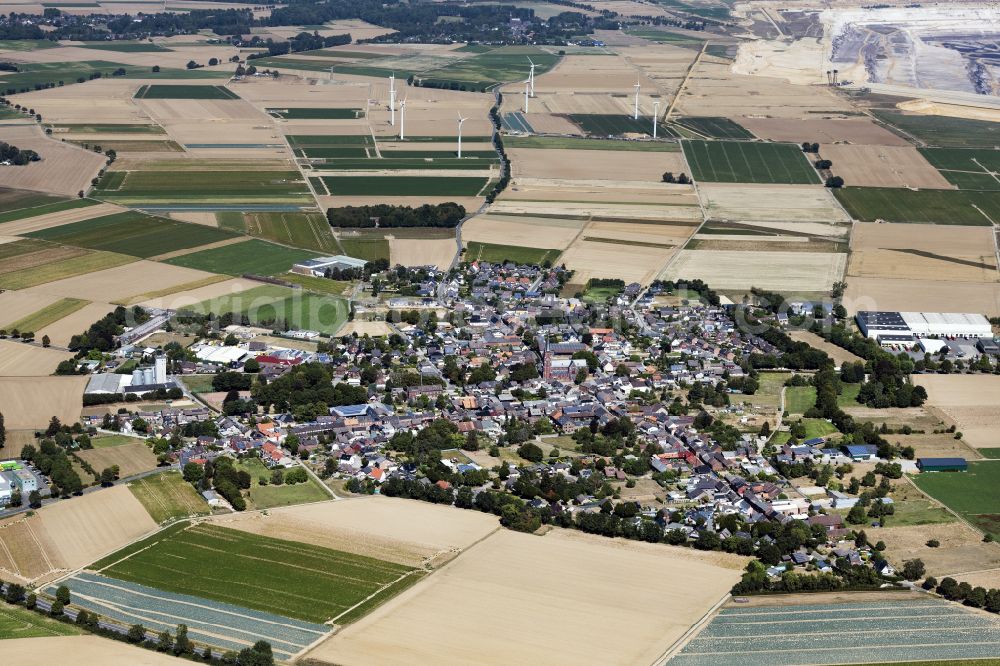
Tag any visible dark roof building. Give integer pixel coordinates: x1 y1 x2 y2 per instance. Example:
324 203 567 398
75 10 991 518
917 457 968 472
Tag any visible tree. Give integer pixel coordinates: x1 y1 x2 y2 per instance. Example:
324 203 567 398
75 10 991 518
55 585 70 605
661 171 674 183
0 411 5 450
41 334 50 348
926 538 940 548
694 530 721 550
846 504 867 525
461 430 480 451
901 558 925 581
152 65 160 72
157 630 173 652
127 623 146 643
100 466 117 486
28 490 41 508
182 462 204 484
825 175 844 188
50 600 63 616
174 624 192 656
517 442 544 463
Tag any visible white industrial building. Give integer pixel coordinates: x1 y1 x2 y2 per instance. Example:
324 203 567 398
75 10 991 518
86 354 175 395
292 255 368 277
857 311 992 341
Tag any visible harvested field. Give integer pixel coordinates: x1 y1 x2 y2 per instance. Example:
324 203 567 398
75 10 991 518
821 144 954 189
697 183 850 223
848 223 998 283
665 250 846 292
27 301 116 347
788 330 862 367
0 375 86 429
208 496 499 568
0 124 106 196
0 250 136 291
76 441 158 478
461 214 584 250
914 375 1000 449
0 290 61 329
843 277 1000 317
0 636 205 664
136 277 260 310
736 117 911 146
24 260 216 303
336 320 392 336
561 237 675 284
0 514 58 582
0 339 72 376
3 296 88 333
869 519 1000 578
388 236 455 270
128 471 209 524
886 433 983 461
0 201 121 234
306 528 746 666
507 147 686 181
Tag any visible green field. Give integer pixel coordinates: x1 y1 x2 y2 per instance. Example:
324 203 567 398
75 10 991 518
978 448 1000 459
128 471 210 524
28 210 239 257
0 39 56 51
683 139 818 184
313 157 496 171
234 457 329 509
93 170 310 203
298 146 371 159
569 113 662 137
624 28 705 45
97 523 416 623
914 461 1000 538
834 187 1000 225
6 297 88 333
190 284 348 333
0 61 228 93
267 107 362 119
219 211 340 253
314 175 489 196
918 148 1000 190
0 196 95 225
164 238 318 275
281 273 353 296
418 45 559 90
784 385 816 414
504 135 680 151
465 241 559 266
134 84 239 99
338 234 390 262
91 434 140 448
0 601 82 639
81 41 172 52
874 111 1000 148
0 251 135 290
671 116 755 139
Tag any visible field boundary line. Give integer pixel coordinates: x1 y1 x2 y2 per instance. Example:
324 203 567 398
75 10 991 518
327 568 421 626
652 592 730 665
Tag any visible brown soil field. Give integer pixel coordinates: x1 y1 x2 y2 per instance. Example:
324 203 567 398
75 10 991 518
0 339 73 376
868 519 1000 578
323 19 395 41
953 569 1000 591
461 214 586 250
586 219 697 246
665 249 847 292
508 147 686 182
788 330 863 367
0 290 60 328
169 211 219 227
884 432 983 460
848 223 998 283
0 125 107 196
0 202 125 235
387 236 455 270
0 375 86 429
24 260 218 303
12 79 150 125
137 277 262 309
843 277 1000 317
0 636 188 664
336 320 393 336
306 528 746 666
731 589 923 608
521 112 583 134
736 117 911 146
36 301 116 347
914 375 1000 448
821 144 953 189
561 237 675 284
207 496 500 568
697 183 850 223
76 441 159 478
0 513 58 582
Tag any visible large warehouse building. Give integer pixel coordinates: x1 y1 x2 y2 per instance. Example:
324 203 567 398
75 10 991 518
857 311 992 340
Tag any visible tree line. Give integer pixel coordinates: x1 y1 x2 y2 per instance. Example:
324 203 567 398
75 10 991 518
326 202 465 228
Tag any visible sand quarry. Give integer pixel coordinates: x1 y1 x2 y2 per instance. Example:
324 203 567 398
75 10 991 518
914 375 1000 449
306 526 746 666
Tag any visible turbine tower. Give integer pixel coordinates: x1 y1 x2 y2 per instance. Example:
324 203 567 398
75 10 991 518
527 57 536 97
524 79 530 113
633 78 641 121
389 73 396 126
653 100 660 139
399 96 406 140
457 113 467 158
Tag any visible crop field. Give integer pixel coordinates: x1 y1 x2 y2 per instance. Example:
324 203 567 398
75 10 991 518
569 113 661 137
79 41 171 52
0 246 135 291
27 210 238 258
53 571 329 660
821 144 954 189
134 84 239 100
465 241 560 265
188 284 348 333
94 523 418 625
671 116 754 139
0 601 82 639
670 598 1000 666
288 134 375 149
913 462 1000 539
314 175 490 197
915 375 1000 449
93 170 310 203
0 375 87 430
419 46 559 89
314 157 497 171
4 297 88 333
76 441 158 478
919 148 1000 190
504 135 681 151
337 232 390 262
280 273 353 296
665 249 846 292
267 107 362 119
848 223 997 284
682 140 818 184
834 188 1000 225
873 111 1000 148
163 238 317 276
218 211 339 253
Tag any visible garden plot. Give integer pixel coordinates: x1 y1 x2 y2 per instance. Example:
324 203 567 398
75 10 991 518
843 277 1000 317
307 528 745 666
22 260 218 303
665 250 847 292
736 117 911 146
0 375 86 429
507 147 686 181
697 183 850 223
462 214 585 250
848 223 998 283
821 144 954 189
0 339 73 376
915 374 1000 449
0 124 106 196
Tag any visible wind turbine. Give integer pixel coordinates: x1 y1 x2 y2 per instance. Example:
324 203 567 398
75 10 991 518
527 57 536 97
457 113 467 158
388 73 396 126
524 79 530 113
399 96 406 141
329 66 335 82
633 78 641 121
652 100 660 138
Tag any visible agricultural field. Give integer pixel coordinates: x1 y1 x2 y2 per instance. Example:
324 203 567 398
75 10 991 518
670 116 754 139
307 528 746 666
919 148 1000 190
19 260 214 303
697 183 850 225
665 249 846 293
913 463 1000 539
418 45 559 90
873 111 1000 148
0 198 97 225
465 241 560 266
163 238 318 276
670 597 1000 666
134 84 239 100
313 175 490 197
868 519 1000 581
822 144 954 189
914 375 1000 449
504 135 681 152
834 188 1000 225
682 140 819 184
267 107 363 119
842 277 1000 317
569 113 661 137
461 213 584 251
188 284 348 333
0 340 72 376
0 124 107 196
217 211 339 253
3 296 88 333
0 636 190 665
76 441 158 478
0 375 87 430
94 522 419 625
93 169 311 205
848 223 998 284
507 146 685 181
0 602 82 639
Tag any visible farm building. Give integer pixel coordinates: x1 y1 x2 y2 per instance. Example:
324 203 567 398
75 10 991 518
917 457 968 472
292 255 368 277
843 444 879 461
857 311 992 340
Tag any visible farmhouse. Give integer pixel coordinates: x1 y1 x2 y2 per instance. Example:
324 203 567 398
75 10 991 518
857 311 992 341
917 457 968 473
292 255 369 277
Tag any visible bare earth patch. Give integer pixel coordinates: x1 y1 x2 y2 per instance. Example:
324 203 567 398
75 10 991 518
0 376 87 429
914 375 1000 448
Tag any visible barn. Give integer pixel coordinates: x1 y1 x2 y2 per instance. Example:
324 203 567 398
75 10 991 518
917 457 968 473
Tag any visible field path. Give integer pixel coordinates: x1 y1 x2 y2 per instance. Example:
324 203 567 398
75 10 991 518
665 41 707 122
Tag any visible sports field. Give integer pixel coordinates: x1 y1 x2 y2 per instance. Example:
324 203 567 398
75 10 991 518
834 188 1000 225
314 175 490 197
919 148 1000 190
127 471 209 523
670 598 1000 666
671 117 755 139
682 140 818 184
874 111 1000 148
0 602 82 639
27 210 238 258
569 113 661 137
163 238 318 275
465 241 560 265
94 523 419 624
134 84 239 100
914 462 1000 539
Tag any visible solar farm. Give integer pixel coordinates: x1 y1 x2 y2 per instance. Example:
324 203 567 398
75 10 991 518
669 597 1000 666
